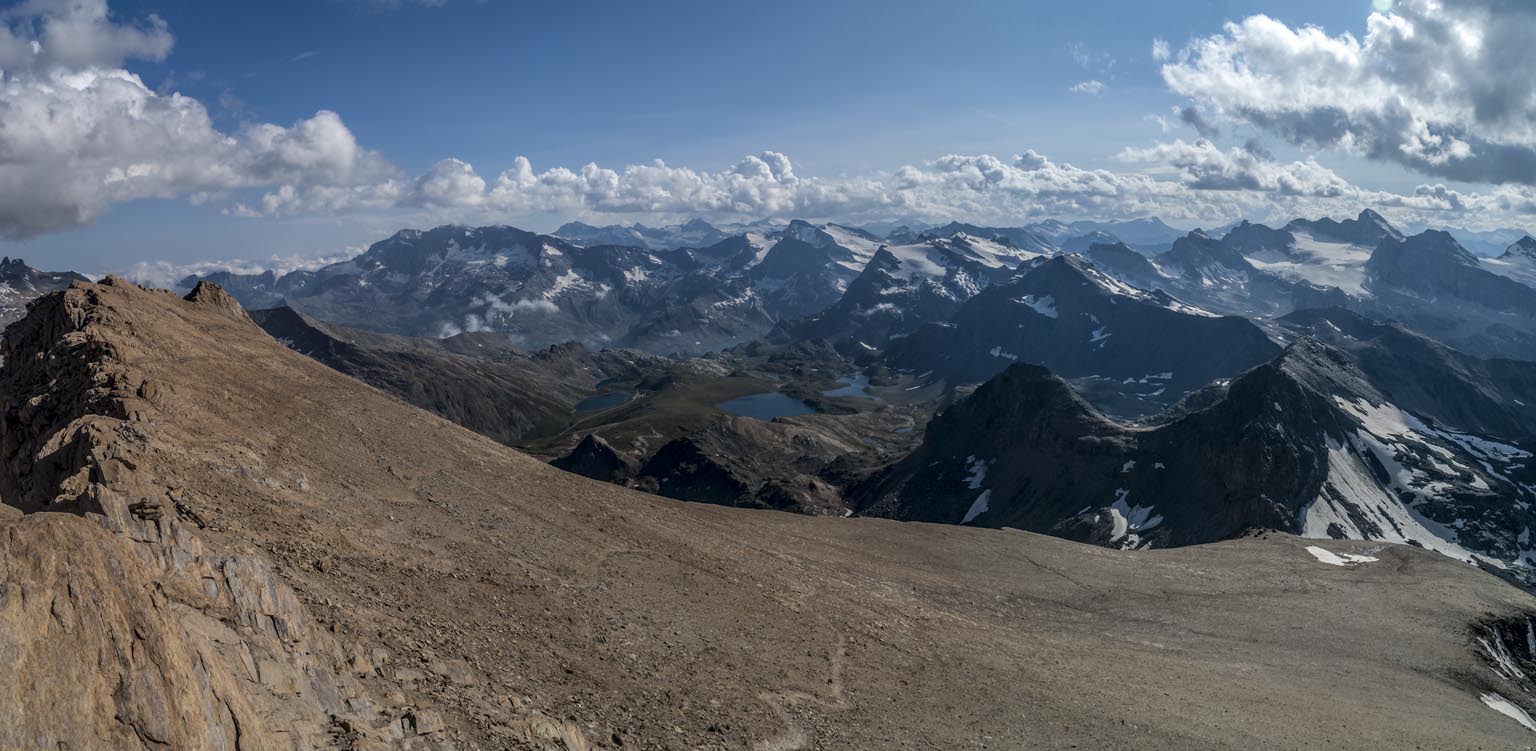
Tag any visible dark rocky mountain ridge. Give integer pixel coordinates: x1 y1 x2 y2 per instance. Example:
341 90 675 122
859 331 1536 585
250 304 687 445
0 257 90 325
884 254 1281 415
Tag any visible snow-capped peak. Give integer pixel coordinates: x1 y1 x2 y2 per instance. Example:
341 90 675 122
1504 236 1536 260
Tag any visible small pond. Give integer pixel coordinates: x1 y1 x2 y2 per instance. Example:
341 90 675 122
715 392 816 420
821 373 881 401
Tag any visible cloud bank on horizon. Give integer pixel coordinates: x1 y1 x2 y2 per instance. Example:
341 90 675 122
0 0 1533 254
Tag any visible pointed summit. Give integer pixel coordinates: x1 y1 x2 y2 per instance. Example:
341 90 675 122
1356 208 1396 232
1357 209 1405 244
183 280 248 317
1502 235 1536 260
1282 209 1402 246
1369 229 1479 269
552 433 634 483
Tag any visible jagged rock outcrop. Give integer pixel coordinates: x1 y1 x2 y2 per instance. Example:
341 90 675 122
184 278 252 316
0 256 89 326
860 334 1536 585
551 433 634 483
1286 208 1403 247
0 279 391 750
784 235 1027 350
885 255 1280 415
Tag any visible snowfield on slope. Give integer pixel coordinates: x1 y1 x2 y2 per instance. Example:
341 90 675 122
1244 231 1373 297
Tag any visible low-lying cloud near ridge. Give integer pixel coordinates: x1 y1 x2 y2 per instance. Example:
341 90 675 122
259 146 1530 235
122 249 363 290
4 0 1536 245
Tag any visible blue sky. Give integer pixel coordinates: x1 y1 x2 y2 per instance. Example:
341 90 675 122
117 1 1360 170
0 0 1528 276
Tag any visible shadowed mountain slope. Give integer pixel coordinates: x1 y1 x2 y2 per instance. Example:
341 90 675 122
250 305 676 445
860 333 1536 585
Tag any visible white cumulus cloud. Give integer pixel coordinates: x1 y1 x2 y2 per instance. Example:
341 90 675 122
8 0 1536 247
0 0 172 71
0 0 399 238
411 158 487 208
482 151 820 217
1161 0 1536 184
121 249 363 290
304 145 1536 234
1117 139 1353 197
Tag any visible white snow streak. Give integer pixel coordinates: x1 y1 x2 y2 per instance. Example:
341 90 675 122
1304 546 1379 567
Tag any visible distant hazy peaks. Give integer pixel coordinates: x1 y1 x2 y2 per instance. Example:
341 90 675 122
1285 209 1403 246
552 219 727 250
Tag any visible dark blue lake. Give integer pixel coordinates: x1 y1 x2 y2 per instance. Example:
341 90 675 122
715 392 815 420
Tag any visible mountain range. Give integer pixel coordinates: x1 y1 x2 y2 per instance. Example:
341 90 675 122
0 211 1515 552
173 211 1536 365
858 314 1536 584
883 253 1281 415
135 214 1536 551
4 276 1536 748
9 277 1536 746
553 217 731 250
4 198 1536 745
168 209 1536 600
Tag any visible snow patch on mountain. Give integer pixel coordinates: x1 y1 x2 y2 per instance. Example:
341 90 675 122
821 224 884 261
1301 437 1485 565
963 456 989 490
883 243 950 279
1481 693 1536 734
742 232 777 268
1107 489 1162 549
1245 231 1374 297
1298 391 1533 574
1018 294 1058 319
960 455 992 524
1483 237 1536 290
544 269 583 299
961 491 992 525
1078 258 1222 317
1305 546 1379 567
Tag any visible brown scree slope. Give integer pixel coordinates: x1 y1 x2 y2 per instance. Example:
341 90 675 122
1 277 1535 750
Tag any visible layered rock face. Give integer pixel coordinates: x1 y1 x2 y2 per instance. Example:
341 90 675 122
0 281 389 750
